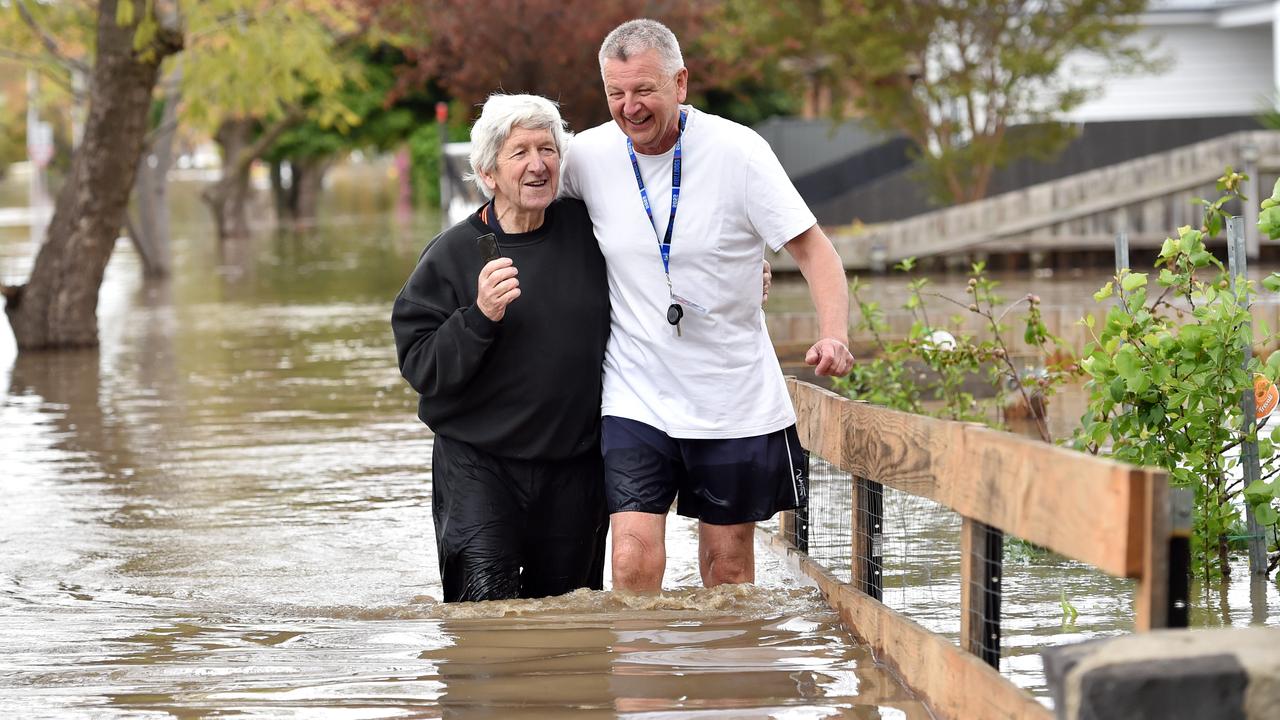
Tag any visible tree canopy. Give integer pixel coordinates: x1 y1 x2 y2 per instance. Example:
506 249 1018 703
362 0 796 131
716 0 1157 204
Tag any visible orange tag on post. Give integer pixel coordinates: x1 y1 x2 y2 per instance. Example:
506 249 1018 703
1254 374 1278 421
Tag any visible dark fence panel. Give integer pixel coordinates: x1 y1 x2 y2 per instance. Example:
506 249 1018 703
800 115 1264 226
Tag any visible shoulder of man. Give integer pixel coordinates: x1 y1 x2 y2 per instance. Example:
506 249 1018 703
420 211 488 265
689 107 771 154
552 196 589 216
567 120 622 157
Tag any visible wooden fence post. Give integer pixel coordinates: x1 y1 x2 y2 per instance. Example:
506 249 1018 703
851 476 883 600
1135 471 1170 631
960 518 1003 667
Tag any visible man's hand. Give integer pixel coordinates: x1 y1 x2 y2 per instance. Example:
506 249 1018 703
805 337 853 377
762 259 772 306
477 257 520 321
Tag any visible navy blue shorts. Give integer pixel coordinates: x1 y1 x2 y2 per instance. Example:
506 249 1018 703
600 416 807 525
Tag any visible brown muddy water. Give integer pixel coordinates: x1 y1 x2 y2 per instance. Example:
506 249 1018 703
0 179 927 718
0 169 1276 717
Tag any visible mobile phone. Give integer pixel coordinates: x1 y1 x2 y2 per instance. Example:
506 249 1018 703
477 233 500 263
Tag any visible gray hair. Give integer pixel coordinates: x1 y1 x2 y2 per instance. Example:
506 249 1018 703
598 19 684 77
466 94 570 198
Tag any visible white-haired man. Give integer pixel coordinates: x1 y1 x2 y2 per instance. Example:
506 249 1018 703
393 94 609 602
562 19 853 592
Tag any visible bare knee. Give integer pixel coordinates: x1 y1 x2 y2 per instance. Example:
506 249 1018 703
699 523 755 587
700 546 752 586
611 526 664 592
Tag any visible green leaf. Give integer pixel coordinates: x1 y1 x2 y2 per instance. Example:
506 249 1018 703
1115 345 1141 382
1093 282 1114 302
1109 377 1127 403
1263 274 1280 293
1121 272 1148 292
1254 503 1279 526
1128 373 1151 394
1244 479 1273 503
1205 213 1223 237
1259 206 1280 240
1090 421 1111 446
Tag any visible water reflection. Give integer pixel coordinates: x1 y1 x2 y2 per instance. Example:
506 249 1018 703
421 590 927 718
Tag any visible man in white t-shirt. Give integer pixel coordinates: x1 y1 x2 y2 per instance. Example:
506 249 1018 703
562 18 853 592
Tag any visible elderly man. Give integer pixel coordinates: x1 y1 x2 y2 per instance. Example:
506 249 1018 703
562 19 853 592
392 94 609 602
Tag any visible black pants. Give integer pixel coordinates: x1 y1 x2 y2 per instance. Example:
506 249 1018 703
431 434 608 602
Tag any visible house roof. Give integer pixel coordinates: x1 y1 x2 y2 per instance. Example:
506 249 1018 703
1145 0 1273 27
1148 0 1258 11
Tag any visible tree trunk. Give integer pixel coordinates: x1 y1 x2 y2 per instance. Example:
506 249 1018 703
131 67 182 278
270 159 294 225
204 118 256 240
201 110 304 241
291 156 332 228
2 0 182 350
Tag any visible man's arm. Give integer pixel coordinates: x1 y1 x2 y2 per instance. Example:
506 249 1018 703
391 245 499 399
784 223 853 377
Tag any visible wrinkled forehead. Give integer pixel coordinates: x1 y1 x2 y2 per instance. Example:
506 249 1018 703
503 125 556 147
602 51 671 89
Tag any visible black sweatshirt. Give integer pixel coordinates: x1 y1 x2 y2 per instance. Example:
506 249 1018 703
391 198 610 460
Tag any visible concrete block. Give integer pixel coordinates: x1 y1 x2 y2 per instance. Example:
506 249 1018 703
1042 627 1280 720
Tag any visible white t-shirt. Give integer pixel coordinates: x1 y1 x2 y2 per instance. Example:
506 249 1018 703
563 106 816 438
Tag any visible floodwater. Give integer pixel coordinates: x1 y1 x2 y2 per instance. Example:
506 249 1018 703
0 172 928 718
1 165 1277 717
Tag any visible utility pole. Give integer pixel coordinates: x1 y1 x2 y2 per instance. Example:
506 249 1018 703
436 101 450 231
25 70 53 248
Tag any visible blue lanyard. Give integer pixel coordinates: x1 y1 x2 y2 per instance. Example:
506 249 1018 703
627 110 687 276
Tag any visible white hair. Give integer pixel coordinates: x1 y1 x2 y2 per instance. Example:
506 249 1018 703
598 18 684 77
465 94 570 198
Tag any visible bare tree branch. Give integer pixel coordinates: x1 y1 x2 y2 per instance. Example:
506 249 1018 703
16 0 91 74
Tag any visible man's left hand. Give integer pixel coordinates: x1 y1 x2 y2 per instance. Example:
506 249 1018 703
805 337 853 377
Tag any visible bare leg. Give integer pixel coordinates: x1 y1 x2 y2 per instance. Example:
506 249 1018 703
698 522 755 587
610 511 667 592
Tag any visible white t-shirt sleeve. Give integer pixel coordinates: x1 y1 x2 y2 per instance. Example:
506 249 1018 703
560 138 585 201
743 137 817 252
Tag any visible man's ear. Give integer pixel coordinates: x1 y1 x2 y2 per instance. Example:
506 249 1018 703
675 67 689 103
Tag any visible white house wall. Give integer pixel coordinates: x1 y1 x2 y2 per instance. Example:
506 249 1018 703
1064 23 1274 122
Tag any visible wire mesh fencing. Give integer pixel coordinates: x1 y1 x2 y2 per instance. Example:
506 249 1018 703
794 450 1140 699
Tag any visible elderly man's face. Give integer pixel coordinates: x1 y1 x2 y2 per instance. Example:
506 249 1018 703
602 48 687 155
481 126 560 215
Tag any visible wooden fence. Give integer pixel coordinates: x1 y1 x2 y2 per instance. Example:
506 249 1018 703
773 378 1190 720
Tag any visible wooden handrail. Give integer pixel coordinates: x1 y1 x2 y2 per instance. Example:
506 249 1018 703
782 378 1178 720
788 377 1164 579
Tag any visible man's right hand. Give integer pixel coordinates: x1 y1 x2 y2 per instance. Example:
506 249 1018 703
477 257 520 321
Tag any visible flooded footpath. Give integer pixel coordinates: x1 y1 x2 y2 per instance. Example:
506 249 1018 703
3 171 1277 715
0 206 925 718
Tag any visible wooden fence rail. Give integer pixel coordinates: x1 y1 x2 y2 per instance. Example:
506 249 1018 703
776 378 1188 720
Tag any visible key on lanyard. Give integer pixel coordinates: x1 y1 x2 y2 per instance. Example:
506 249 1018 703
627 110 688 334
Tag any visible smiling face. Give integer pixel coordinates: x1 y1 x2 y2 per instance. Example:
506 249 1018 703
602 48 688 155
480 125 560 219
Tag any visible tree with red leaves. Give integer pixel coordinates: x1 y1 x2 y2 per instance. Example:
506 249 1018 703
363 0 785 131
